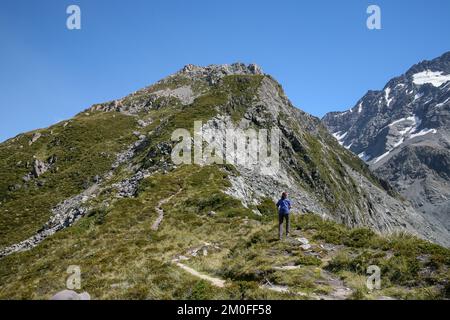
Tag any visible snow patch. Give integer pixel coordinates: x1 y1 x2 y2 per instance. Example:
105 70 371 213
391 115 420 140
358 152 371 162
392 138 405 149
414 93 424 101
435 97 450 108
332 131 348 145
374 150 391 164
412 70 450 87
409 128 437 140
389 116 416 128
385 87 394 106
376 115 422 159
376 114 437 158
423 98 433 105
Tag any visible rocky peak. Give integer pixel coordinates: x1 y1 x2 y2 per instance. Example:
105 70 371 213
406 51 450 77
178 62 264 81
89 62 265 114
322 51 450 162
173 62 265 89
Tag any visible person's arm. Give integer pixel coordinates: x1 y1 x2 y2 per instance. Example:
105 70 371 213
288 200 291 209
276 200 281 208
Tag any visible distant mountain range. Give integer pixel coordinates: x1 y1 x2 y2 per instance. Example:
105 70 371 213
323 51 450 238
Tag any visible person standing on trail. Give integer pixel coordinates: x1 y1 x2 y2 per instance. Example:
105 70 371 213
276 192 291 240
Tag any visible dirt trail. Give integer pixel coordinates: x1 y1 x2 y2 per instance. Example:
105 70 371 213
171 243 227 288
151 189 183 231
173 261 226 288
168 219 372 299
314 269 353 300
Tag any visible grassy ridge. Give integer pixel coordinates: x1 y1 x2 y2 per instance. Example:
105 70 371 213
0 112 139 248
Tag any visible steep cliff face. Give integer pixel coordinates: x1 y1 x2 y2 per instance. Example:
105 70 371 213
323 52 450 239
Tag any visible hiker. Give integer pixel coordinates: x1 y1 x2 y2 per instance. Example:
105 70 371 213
276 192 291 239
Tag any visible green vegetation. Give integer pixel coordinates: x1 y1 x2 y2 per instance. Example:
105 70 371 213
221 75 265 122
295 132 361 215
256 197 277 218
0 112 138 247
0 161 448 299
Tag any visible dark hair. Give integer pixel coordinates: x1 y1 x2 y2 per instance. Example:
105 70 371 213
281 192 287 199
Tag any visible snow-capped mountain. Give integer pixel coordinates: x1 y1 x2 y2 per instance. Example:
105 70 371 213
323 51 450 233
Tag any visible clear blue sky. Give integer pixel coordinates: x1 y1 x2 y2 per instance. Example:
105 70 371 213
1 0 449 142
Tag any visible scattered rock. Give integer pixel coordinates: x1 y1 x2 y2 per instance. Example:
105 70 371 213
51 290 90 300
32 158 50 177
273 265 302 271
137 118 153 128
28 132 41 146
377 295 396 300
111 135 148 170
175 255 189 261
110 282 131 289
112 169 151 198
300 244 312 250
259 284 290 293
297 237 309 245
252 209 262 216
22 156 57 182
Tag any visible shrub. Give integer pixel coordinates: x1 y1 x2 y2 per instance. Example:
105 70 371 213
257 197 277 217
344 228 377 248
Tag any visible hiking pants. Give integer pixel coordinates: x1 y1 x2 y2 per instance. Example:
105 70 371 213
278 213 290 239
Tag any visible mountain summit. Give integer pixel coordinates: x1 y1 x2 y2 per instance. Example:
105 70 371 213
323 52 450 237
1 63 449 299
